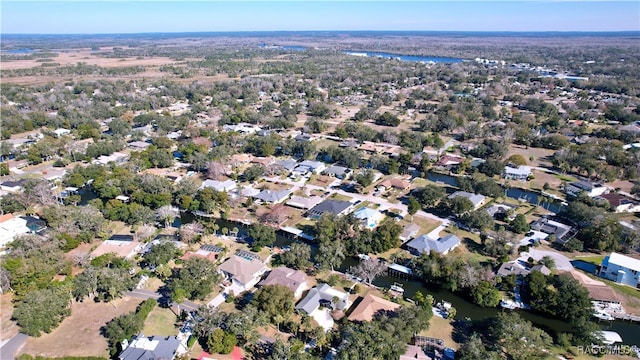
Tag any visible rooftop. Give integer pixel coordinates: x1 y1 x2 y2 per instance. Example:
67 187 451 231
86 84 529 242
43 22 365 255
347 294 400 322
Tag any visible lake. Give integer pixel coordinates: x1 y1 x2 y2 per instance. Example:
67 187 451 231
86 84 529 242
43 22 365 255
343 50 464 63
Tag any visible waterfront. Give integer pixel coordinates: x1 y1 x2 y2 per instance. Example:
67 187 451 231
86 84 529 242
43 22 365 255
343 50 464 63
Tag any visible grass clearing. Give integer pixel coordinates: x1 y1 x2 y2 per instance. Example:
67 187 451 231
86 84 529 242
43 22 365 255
410 216 442 236
20 296 144 358
330 193 353 202
418 315 458 350
142 306 179 337
1 293 18 341
573 255 605 265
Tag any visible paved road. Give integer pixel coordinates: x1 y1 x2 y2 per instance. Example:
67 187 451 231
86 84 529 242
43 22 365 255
0 333 28 360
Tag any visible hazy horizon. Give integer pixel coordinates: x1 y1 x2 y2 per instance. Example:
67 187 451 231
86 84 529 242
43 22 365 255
2 1 639 35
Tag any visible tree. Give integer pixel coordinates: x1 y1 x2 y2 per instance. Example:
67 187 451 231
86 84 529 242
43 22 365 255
168 257 221 301
179 222 205 244
511 213 530 234
252 285 295 324
375 112 400 126
407 196 420 216
507 154 527 166
13 287 71 336
280 242 312 270
457 333 501 360
414 185 447 208
350 258 387 284
471 280 501 307
156 205 179 228
448 196 474 216
207 328 237 354
538 255 555 270
315 240 345 271
462 209 494 231
487 312 552 360
143 241 179 268
244 164 265 182
248 223 276 251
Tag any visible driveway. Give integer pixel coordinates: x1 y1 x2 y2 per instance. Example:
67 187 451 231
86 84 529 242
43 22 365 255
0 333 28 360
309 308 334 332
519 248 574 271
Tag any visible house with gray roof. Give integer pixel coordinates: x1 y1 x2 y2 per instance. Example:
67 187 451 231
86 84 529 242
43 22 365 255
252 189 292 204
530 217 573 244
447 191 486 209
399 223 420 242
406 234 461 255
293 160 326 176
295 283 350 315
307 200 353 219
286 195 324 210
323 165 351 179
199 179 237 192
119 334 183 360
275 158 298 172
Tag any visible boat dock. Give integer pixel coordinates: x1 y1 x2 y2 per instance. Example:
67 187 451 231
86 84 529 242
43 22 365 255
612 313 640 323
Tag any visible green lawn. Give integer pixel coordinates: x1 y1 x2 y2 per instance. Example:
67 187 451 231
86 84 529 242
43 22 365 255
573 255 605 265
142 306 179 337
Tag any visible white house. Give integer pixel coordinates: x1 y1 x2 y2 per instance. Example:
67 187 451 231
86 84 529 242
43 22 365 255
599 252 640 288
0 214 31 250
503 166 532 181
199 179 237 192
53 128 71 138
564 180 608 198
353 207 384 228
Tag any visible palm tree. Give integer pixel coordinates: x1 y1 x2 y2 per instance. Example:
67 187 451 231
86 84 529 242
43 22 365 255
231 227 239 237
221 227 229 236
212 223 220 235
156 205 179 228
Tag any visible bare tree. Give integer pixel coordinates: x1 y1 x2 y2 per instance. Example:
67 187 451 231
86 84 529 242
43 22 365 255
136 224 157 241
71 252 91 268
350 258 387 284
207 161 227 180
259 204 290 225
179 222 205 244
156 205 179 228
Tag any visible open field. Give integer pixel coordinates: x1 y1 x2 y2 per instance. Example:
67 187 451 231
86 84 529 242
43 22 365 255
418 314 458 350
142 306 179 337
19 296 144 358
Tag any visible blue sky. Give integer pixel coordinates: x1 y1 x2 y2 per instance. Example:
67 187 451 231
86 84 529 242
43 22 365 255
2 1 639 34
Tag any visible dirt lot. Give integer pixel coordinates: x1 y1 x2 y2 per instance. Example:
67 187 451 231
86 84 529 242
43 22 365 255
19 296 144 358
505 144 555 168
0 294 19 341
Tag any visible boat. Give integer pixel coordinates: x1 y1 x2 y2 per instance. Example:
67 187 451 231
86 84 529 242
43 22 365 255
592 309 614 321
389 282 405 293
598 331 623 345
357 254 371 260
436 300 452 311
500 299 518 310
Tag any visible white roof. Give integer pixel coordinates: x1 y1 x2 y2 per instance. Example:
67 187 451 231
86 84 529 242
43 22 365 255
608 252 640 272
504 166 532 175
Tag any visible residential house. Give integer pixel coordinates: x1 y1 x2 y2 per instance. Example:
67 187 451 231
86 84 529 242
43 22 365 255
597 193 640 213
347 294 400 322
378 178 411 191
275 158 298 172
448 191 487 210
435 154 464 168
218 255 270 293
119 334 183 360
0 179 27 193
485 203 516 220
199 179 237 192
94 152 129 165
259 267 309 299
530 217 573 245
286 195 324 210
307 200 353 219
599 252 640 288
53 128 71 138
222 123 262 134
564 180 608 198
399 223 420 242
295 133 314 142
503 166 532 181
251 156 275 167
253 189 292 204
295 283 351 315
128 141 152 150
353 207 384 228
90 235 143 259
293 160 326 176
406 234 461 255
0 214 31 250
400 345 431 360
323 165 351 179
497 260 551 278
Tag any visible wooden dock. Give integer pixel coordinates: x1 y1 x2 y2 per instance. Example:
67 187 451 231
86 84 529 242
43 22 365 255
612 313 640 323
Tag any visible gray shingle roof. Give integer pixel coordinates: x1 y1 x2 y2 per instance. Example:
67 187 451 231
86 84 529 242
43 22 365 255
307 200 352 218
407 234 461 254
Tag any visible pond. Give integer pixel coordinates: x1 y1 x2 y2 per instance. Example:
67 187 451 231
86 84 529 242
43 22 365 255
343 50 464 63
426 171 567 214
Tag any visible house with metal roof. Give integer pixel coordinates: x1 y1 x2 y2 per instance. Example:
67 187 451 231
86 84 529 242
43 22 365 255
599 252 640 287
218 255 269 293
406 234 461 255
503 166 532 181
447 191 486 209
252 189 292 204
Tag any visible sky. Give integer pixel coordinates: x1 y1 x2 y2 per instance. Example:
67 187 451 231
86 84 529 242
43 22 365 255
1 1 639 34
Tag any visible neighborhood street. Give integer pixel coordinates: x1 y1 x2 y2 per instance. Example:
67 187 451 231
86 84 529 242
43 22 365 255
0 333 28 360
